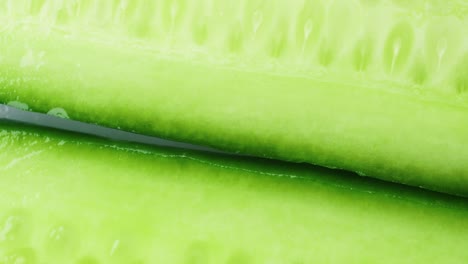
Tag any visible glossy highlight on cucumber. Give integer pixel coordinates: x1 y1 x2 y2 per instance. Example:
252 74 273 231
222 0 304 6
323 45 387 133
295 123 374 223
0 0 467 195
1 122 468 263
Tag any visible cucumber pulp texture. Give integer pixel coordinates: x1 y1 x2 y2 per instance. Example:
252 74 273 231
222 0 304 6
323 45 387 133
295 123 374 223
1 122 468 263
0 0 467 195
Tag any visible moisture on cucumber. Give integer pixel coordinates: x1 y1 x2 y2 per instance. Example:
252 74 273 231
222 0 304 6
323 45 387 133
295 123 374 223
1 122 468 263
0 0 467 196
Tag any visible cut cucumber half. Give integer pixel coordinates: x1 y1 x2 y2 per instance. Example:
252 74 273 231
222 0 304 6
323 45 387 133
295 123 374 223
0 0 467 195
1 122 468 263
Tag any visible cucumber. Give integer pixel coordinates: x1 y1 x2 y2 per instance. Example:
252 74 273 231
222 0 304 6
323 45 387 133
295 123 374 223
0 0 467 195
1 122 468 263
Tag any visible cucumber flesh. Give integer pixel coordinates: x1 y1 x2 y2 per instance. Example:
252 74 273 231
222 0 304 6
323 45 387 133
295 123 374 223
0 1 467 195
1 122 468 263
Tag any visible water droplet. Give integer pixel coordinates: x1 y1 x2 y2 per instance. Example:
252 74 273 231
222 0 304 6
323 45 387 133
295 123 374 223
19 50 45 70
252 11 263 35
109 239 120 256
0 210 32 246
47 108 69 119
49 225 65 241
44 222 78 258
7 101 29 111
390 38 402 74
356 171 367 176
304 19 313 40
20 50 35 68
301 19 314 54
0 216 15 241
0 104 10 118
436 38 447 70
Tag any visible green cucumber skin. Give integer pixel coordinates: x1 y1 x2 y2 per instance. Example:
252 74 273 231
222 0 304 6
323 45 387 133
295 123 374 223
0 0 467 196
1 123 468 263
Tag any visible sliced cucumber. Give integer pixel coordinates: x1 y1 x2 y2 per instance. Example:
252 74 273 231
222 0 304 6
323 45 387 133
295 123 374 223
0 1 467 195
0 122 468 263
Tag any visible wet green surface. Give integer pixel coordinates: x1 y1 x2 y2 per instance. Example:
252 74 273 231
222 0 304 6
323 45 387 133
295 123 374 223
1 0 467 195
1 123 467 263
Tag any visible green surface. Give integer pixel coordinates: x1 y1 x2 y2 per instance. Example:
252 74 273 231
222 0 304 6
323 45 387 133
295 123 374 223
0 122 468 263
0 0 467 196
